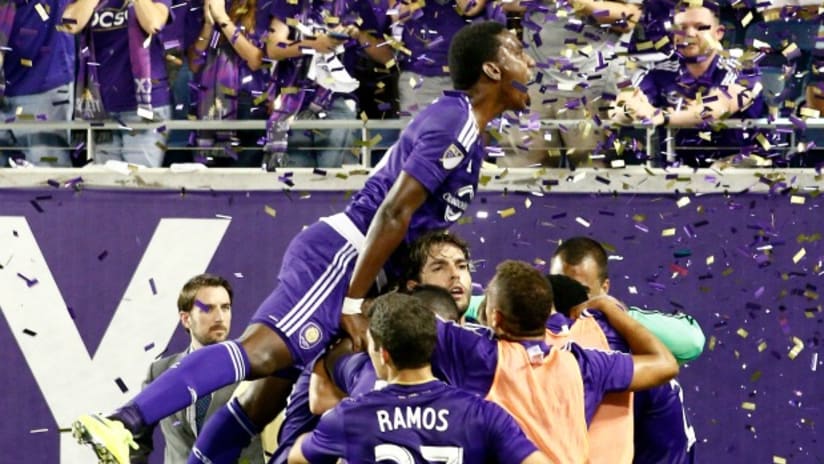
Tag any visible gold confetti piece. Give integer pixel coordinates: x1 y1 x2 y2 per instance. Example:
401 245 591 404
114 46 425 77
264 205 276 218
782 43 799 58
610 159 625 168
750 370 761 382
35 3 49 21
793 248 806 264
676 197 690 208
628 286 637 295
791 195 806 205
476 211 489 219
632 214 645 222
661 228 675 237
758 341 767 352
698 131 712 141
800 107 821 118
384 59 396 69
773 457 786 464
756 133 772 150
722 267 734 276
741 11 753 27
706 255 715 265
737 328 748 338
635 41 653 51
20 59 33 67
524 198 532 209
789 337 804 360
576 217 591 228
498 208 516 218
654 36 670 50
708 336 716 351
741 402 756 411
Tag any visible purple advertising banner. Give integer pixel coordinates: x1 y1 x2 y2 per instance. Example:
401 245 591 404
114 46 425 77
1 187 822 463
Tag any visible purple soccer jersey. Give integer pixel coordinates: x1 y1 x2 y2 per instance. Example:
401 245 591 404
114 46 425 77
431 319 635 423
299 380 539 464
269 368 320 464
88 0 172 112
250 91 487 367
636 54 766 166
347 90 484 240
634 379 696 464
5 0 75 97
332 352 381 397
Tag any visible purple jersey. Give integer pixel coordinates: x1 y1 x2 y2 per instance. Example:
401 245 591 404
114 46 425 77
299 380 539 463
269 368 319 464
432 319 634 423
332 352 381 397
346 91 483 241
5 0 75 96
636 55 766 166
88 0 172 112
634 380 696 464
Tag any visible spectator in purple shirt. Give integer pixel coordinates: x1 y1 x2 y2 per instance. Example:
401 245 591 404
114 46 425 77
288 293 552 464
72 21 535 464
0 0 75 167
62 0 172 167
610 0 765 167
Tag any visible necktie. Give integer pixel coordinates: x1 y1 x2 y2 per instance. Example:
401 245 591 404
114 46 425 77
195 394 211 433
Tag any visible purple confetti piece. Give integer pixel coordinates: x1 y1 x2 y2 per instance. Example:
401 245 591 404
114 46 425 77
194 299 211 313
144 342 155 351
149 278 157 295
17 273 39 287
313 168 327 176
47 179 60 188
114 378 129 393
98 250 108 261
23 329 37 336
30 200 43 213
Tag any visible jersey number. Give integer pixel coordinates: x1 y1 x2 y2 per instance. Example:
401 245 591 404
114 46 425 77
374 444 464 463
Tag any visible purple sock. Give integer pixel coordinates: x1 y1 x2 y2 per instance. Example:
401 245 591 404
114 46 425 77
116 341 250 432
188 397 260 464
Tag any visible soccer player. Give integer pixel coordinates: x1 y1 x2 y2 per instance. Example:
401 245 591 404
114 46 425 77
432 260 679 463
550 236 701 463
288 293 551 464
72 24 534 460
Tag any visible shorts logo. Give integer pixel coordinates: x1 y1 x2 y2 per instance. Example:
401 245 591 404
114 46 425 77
299 322 323 350
440 144 464 170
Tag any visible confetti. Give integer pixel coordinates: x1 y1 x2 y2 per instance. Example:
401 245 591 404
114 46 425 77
792 248 806 264
29 428 49 434
149 278 157 295
576 217 591 228
790 195 805 205
114 378 129 393
676 197 690 208
144 342 155 351
264 205 277 217
661 228 676 237
788 337 804 360
497 208 516 218
17 273 39 287
741 402 756 411
737 328 748 338
23 329 37 336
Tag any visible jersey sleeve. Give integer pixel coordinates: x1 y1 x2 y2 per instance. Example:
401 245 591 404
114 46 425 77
431 318 498 395
331 353 372 395
571 342 634 394
300 404 349 464
628 306 705 363
483 400 540 464
401 105 473 194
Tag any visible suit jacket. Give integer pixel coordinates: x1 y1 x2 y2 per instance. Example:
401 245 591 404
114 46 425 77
131 349 265 464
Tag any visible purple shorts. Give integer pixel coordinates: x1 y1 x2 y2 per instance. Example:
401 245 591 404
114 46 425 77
251 214 361 368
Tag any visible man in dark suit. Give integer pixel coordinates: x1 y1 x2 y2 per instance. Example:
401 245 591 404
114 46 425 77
131 274 264 464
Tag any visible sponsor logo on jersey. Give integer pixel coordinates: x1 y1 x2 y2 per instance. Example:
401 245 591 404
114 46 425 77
91 8 129 30
443 184 475 222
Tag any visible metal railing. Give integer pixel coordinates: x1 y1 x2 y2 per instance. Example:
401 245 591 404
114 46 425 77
3 118 824 168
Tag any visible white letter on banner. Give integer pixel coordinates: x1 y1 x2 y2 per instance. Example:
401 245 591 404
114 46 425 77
0 217 230 463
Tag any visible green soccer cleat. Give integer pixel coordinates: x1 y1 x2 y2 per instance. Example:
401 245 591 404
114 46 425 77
72 414 137 464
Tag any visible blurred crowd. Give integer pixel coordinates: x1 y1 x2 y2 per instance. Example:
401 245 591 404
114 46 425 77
1 0 823 168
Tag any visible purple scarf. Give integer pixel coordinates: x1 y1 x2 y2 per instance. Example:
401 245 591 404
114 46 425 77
0 0 16 99
262 0 345 168
76 1 153 120
194 27 242 154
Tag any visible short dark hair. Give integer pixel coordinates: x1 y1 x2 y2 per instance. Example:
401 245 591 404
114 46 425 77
402 230 471 285
405 284 461 322
448 21 507 90
368 293 437 370
546 274 590 317
674 0 720 15
177 274 233 313
490 260 553 336
553 237 609 284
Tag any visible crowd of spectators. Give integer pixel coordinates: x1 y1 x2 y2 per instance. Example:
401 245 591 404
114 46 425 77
1 0 823 168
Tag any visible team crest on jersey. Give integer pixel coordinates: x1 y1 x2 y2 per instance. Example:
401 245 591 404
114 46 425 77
299 322 323 350
440 144 464 170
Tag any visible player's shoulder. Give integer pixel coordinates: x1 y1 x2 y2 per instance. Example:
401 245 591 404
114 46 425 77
415 91 478 151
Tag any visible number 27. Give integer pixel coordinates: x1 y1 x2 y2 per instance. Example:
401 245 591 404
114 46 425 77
375 444 463 463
